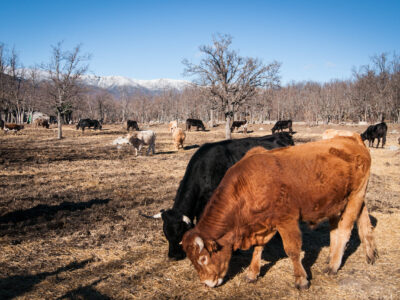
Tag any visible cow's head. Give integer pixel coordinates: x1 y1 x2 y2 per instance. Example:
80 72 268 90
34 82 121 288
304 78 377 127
182 230 232 287
161 209 193 260
360 131 368 141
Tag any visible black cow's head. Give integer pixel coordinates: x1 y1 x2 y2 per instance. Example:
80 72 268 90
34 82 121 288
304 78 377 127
161 209 193 260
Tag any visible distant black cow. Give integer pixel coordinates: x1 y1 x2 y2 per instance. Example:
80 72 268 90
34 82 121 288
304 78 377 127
271 120 293 134
361 122 387 148
186 118 205 131
127 120 139 131
0 119 4 130
230 120 247 132
141 132 294 260
76 119 102 132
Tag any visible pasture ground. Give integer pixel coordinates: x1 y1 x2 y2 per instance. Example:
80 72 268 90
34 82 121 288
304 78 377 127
0 122 399 299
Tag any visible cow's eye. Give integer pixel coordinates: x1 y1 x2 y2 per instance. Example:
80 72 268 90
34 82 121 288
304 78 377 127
198 255 208 266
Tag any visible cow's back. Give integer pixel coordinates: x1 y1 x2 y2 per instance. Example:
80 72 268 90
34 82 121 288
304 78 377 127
198 136 370 242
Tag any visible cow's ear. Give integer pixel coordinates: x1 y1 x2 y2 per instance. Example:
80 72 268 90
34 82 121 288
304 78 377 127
205 240 219 253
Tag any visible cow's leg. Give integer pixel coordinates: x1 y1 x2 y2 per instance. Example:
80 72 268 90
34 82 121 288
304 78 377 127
327 177 369 274
246 246 263 282
382 135 386 148
376 138 380 148
246 231 275 282
328 215 340 263
357 203 378 264
277 221 308 289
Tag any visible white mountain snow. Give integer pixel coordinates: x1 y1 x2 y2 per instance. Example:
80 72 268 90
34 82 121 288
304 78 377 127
81 74 190 96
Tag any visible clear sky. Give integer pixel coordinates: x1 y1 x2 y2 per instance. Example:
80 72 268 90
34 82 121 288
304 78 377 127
1 0 399 84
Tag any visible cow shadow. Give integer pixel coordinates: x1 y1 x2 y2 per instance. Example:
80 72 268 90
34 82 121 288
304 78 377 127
0 198 110 231
224 215 377 283
57 278 110 300
0 259 93 300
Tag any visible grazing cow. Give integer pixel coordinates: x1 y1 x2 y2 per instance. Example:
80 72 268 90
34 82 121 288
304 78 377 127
182 135 377 289
128 130 156 156
169 120 178 132
76 119 102 132
127 120 139 131
34 118 50 129
3 123 24 132
271 120 293 134
186 118 206 131
142 133 294 260
361 122 387 148
322 129 356 140
172 127 186 150
230 120 247 132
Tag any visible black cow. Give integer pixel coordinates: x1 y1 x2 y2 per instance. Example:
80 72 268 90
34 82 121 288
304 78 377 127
127 120 139 131
76 119 102 132
141 132 294 260
186 118 205 131
271 120 293 134
231 120 247 132
361 122 387 148
0 119 4 130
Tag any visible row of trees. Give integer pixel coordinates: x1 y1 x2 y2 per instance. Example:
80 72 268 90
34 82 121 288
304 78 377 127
1 35 399 140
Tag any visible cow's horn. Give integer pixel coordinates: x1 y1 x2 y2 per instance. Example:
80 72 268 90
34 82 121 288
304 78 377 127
194 236 204 252
182 215 191 225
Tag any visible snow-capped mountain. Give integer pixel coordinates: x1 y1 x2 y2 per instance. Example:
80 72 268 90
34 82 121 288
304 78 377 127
19 68 191 97
82 74 190 97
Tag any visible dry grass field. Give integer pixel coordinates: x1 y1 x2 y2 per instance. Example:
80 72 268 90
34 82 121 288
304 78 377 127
0 122 399 299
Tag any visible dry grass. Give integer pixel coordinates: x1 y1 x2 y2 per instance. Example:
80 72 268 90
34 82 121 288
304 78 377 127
0 122 399 299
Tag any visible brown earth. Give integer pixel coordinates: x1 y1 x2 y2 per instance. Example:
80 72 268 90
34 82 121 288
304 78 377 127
0 122 399 299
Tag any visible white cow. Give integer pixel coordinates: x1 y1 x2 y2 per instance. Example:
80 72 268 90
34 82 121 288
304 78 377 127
128 130 156 156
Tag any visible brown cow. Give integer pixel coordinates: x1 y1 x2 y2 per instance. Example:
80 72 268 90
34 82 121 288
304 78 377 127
182 135 377 289
322 129 357 140
34 118 50 129
172 127 186 150
4 123 24 131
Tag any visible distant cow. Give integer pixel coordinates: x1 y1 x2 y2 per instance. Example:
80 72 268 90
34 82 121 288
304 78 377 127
128 130 156 156
230 120 247 132
186 118 205 131
322 129 356 140
3 123 24 132
141 133 294 260
76 119 102 132
271 120 293 134
127 120 139 131
172 127 186 150
182 135 377 289
169 120 178 132
361 122 387 148
34 118 50 129
0 119 4 130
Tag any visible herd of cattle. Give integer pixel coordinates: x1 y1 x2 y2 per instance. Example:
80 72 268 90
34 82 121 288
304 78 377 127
0 115 396 289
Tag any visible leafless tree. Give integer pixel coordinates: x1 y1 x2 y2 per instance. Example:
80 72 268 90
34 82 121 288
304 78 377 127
183 34 281 139
43 42 90 139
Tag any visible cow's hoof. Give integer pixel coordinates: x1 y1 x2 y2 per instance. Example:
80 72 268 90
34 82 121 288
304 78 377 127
366 249 379 264
245 275 258 283
295 278 309 290
324 267 337 275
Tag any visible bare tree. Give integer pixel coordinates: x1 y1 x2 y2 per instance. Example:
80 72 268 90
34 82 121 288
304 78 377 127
183 34 281 139
43 42 90 139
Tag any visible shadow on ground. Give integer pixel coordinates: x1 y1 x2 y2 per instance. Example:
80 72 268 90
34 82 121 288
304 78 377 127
224 215 378 284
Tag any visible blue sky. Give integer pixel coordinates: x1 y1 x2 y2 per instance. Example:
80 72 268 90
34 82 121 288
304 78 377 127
1 0 399 84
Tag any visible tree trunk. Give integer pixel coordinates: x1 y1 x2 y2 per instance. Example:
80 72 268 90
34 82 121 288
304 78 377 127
225 116 232 140
57 110 62 139
210 109 214 128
